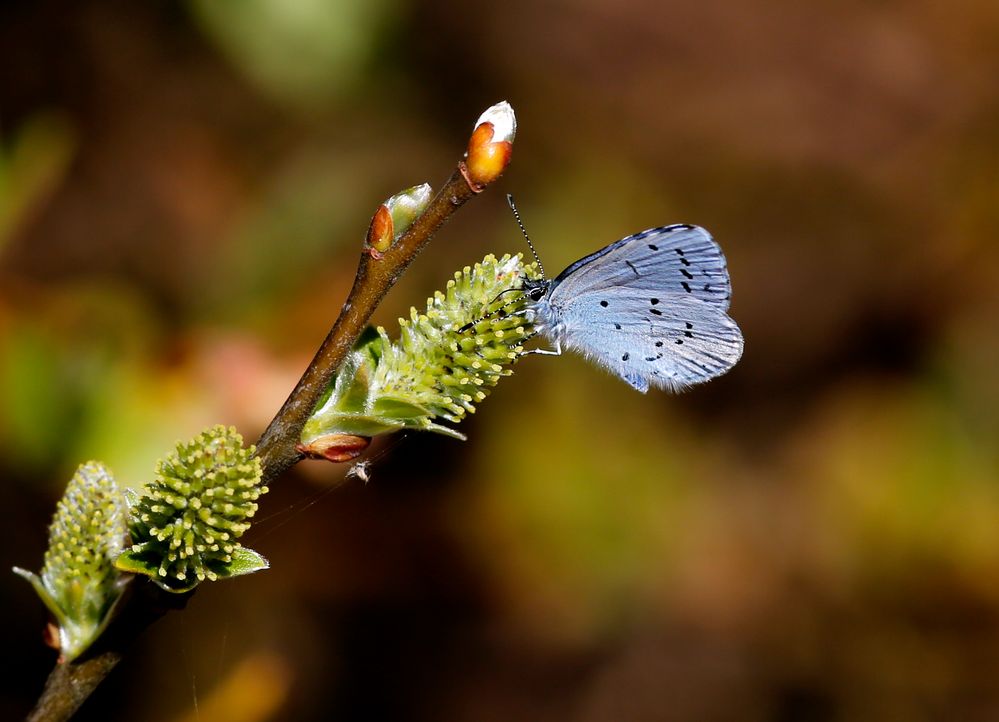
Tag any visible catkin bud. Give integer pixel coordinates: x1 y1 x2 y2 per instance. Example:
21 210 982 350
13 462 128 660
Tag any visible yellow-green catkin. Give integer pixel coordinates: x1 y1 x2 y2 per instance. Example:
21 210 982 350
301 253 541 446
118 425 266 592
14 461 128 660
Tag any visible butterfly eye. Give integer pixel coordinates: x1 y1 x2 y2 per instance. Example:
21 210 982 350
521 279 547 301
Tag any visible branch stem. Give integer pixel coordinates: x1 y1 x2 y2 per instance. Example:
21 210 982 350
255 166 477 482
26 163 483 721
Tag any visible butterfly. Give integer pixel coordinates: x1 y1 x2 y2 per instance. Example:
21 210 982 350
513 200 743 393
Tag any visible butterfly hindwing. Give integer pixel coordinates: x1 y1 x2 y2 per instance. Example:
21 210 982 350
555 291 744 392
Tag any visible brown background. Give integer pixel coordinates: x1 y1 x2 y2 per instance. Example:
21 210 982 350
2 0 998 719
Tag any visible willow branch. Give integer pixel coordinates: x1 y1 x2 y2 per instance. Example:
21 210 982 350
253 166 482 482
26 582 191 722
26 101 516 722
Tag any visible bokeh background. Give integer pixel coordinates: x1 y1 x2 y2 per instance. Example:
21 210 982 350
2 0 998 719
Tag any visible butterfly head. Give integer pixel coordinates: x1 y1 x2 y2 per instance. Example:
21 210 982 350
520 276 550 302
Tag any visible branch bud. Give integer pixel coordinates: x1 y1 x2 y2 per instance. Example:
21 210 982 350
463 101 516 191
365 183 433 256
296 433 371 462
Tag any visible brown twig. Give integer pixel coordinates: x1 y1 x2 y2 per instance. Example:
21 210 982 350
253 166 483 483
26 582 191 722
25 102 514 721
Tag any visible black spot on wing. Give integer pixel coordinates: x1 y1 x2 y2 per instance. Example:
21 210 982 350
600 300 608 307
681 282 692 293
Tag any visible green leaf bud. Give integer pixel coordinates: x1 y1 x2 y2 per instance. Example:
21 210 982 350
366 183 433 254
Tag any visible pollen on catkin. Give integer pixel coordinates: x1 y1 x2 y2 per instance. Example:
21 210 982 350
123 425 265 591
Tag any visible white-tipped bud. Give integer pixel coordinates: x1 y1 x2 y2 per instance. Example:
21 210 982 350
464 102 517 190
473 100 516 143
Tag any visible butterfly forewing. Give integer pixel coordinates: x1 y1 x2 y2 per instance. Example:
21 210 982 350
549 225 732 310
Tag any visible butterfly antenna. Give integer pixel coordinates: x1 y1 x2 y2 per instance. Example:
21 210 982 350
507 194 545 279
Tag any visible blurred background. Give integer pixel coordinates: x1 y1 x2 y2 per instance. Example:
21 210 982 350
2 0 998 719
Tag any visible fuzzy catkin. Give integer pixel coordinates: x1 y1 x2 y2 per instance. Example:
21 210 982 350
127 425 265 588
301 253 540 445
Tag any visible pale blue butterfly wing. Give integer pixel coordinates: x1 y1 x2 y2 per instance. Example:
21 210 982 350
528 224 743 393
549 225 732 309
553 293 743 392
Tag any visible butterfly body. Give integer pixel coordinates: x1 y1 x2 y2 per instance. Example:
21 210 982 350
522 224 743 393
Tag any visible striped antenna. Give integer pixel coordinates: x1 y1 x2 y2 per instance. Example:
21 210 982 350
506 194 545 279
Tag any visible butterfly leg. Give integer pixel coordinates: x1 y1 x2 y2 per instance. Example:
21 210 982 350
520 338 562 356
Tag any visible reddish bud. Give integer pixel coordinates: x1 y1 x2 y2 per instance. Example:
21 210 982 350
44 622 60 651
366 205 394 254
296 434 371 463
364 183 433 256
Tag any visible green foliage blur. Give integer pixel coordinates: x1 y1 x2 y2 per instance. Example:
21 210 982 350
2 0 997 720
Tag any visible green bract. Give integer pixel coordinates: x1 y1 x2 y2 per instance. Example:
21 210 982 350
13 461 128 661
301 253 539 450
385 184 432 242
115 425 268 593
